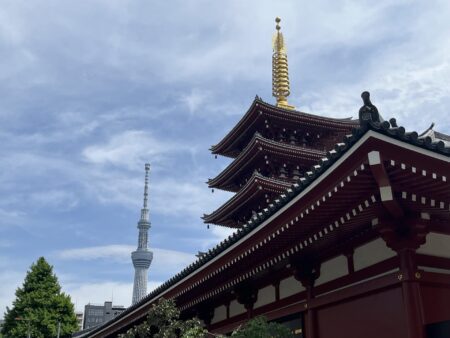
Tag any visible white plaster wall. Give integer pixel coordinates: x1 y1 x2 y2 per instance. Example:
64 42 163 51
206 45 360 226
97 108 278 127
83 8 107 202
279 276 304 299
229 299 246 317
316 255 348 286
417 232 450 259
254 285 276 309
354 238 396 271
211 305 227 324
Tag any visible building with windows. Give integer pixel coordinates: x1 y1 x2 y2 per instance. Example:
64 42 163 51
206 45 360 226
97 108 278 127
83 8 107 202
82 302 125 330
75 311 84 330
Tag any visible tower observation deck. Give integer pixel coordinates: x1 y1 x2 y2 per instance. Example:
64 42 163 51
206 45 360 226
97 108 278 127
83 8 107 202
131 163 153 305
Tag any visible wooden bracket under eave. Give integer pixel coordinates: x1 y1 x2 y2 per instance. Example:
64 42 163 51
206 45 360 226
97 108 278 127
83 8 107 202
368 150 405 219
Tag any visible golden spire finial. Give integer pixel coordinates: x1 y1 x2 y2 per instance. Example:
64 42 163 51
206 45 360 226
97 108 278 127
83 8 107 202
272 17 295 110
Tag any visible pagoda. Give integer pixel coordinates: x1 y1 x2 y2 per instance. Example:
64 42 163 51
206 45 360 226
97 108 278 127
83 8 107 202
204 18 359 228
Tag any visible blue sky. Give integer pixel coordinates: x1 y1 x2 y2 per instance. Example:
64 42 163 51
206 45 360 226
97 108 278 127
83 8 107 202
1 0 450 315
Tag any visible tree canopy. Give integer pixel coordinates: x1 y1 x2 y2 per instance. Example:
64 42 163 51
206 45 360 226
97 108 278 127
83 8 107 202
1 257 78 338
231 316 293 338
119 298 207 338
119 298 293 338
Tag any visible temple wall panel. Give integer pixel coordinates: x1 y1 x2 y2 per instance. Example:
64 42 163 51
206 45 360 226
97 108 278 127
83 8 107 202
354 238 396 271
211 305 227 325
316 286 407 338
254 285 276 309
279 276 304 299
417 232 450 259
316 255 348 286
422 284 450 325
229 300 246 317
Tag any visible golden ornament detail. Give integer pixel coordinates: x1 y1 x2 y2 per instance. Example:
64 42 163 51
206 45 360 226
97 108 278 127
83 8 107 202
272 17 295 110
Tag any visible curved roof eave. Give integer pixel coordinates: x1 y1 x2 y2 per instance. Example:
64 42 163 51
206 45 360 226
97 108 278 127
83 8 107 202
203 173 291 226
210 97 359 157
208 133 326 190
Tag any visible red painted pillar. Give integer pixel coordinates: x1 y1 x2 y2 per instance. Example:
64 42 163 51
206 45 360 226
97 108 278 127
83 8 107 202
235 283 258 320
304 284 316 338
398 248 425 338
378 217 428 338
292 259 320 338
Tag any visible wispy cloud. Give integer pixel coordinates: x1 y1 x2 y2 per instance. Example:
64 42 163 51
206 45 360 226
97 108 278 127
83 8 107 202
152 178 232 218
179 89 209 114
63 281 162 312
199 226 236 251
0 269 25 317
82 130 182 169
55 245 196 279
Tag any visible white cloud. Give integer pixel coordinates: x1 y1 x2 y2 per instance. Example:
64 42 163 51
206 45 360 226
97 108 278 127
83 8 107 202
300 60 450 132
63 281 162 313
152 178 232 218
29 189 79 211
200 226 236 251
0 270 25 318
55 245 197 278
180 89 209 114
82 130 178 169
57 244 135 262
0 208 25 228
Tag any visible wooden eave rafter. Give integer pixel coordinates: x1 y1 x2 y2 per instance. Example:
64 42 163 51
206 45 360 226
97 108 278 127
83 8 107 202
210 97 358 158
203 173 291 227
87 127 449 338
208 133 326 192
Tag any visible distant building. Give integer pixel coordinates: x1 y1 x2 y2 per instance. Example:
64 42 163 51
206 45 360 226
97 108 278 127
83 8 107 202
83 301 125 330
75 311 84 330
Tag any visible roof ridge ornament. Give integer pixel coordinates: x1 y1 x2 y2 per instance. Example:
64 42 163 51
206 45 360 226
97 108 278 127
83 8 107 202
358 91 398 130
272 17 295 110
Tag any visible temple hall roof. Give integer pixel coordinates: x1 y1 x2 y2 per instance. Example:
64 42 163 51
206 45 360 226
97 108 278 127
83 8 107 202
89 110 450 336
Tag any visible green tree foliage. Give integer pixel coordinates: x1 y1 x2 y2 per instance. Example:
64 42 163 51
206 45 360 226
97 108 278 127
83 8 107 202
1 257 78 338
119 299 292 338
231 316 293 338
119 298 207 338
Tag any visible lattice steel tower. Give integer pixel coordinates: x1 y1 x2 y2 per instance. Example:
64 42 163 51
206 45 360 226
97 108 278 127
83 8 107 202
131 163 153 305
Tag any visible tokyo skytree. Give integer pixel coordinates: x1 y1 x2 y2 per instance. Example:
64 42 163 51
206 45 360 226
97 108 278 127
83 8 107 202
131 163 153 305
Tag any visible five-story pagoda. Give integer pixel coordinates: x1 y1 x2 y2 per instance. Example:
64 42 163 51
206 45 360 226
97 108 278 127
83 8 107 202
204 18 359 228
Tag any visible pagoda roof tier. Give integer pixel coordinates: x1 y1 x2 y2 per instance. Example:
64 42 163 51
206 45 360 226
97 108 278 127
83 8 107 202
211 97 359 158
203 172 291 228
208 133 325 192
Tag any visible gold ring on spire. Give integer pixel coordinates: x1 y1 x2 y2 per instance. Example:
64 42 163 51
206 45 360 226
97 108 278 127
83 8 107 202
272 17 295 110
